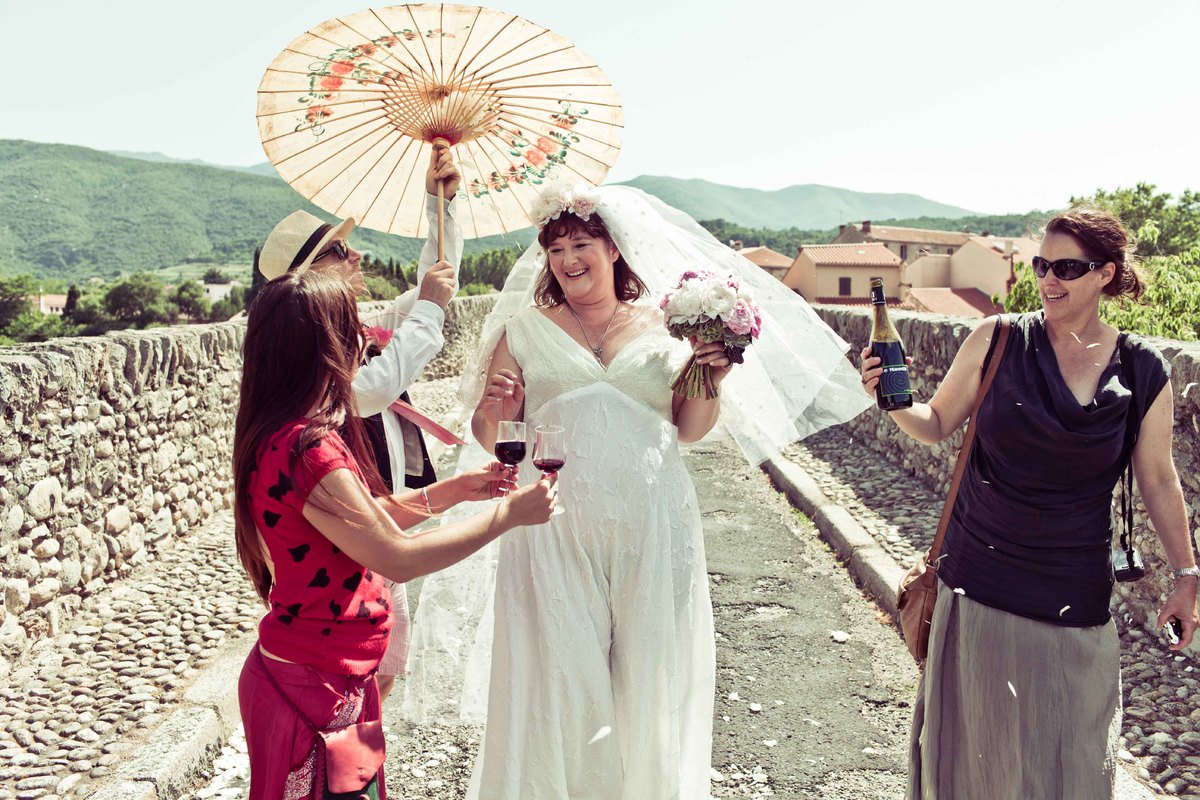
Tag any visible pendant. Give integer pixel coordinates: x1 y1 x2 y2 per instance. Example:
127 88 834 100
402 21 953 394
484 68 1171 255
591 346 603 361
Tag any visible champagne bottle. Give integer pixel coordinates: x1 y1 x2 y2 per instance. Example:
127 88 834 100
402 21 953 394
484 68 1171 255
869 278 913 411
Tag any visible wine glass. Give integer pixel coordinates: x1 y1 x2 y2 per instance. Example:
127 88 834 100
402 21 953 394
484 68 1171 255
494 421 526 500
533 425 566 517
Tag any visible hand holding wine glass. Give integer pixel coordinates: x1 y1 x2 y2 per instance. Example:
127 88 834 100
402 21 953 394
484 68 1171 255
493 420 526 499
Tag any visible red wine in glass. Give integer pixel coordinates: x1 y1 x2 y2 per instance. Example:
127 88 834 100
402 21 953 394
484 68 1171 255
533 425 566 517
495 440 526 466
493 422 526 501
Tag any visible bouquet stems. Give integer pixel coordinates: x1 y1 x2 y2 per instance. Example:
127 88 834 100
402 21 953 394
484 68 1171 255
671 354 720 400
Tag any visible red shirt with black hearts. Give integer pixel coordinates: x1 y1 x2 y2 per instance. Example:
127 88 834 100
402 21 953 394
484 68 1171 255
249 419 392 675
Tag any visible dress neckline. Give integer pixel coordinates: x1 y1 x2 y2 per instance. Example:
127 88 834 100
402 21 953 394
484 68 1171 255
1030 313 1121 412
531 307 660 372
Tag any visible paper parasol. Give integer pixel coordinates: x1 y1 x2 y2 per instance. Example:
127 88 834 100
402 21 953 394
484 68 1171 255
257 3 623 242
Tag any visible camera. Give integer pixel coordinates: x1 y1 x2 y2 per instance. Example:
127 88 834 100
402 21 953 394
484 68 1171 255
1112 546 1145 583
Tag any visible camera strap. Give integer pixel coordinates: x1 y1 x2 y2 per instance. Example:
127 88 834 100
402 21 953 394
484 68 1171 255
1116 333 1138 552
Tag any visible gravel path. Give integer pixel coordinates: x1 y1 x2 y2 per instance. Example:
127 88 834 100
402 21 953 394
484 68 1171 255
0 516 261 800
783 426 1200 797
1 385 1193 798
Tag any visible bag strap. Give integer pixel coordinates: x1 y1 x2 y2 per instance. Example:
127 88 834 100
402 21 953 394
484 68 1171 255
924 315 1012 581
1116 333 1138 551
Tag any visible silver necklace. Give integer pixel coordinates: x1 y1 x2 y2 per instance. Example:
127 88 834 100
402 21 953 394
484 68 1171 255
564 303 620 363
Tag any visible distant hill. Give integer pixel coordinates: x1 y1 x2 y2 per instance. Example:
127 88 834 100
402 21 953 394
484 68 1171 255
617 176 979 230
2 139 1018 283
0 140 532 281
106 150 280 178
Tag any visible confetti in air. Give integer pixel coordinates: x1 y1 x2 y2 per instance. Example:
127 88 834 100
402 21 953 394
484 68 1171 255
588 726 612 745
1007 681 1017 697
1059 605 1071 616
953 587 966 596
1183 382 1197 399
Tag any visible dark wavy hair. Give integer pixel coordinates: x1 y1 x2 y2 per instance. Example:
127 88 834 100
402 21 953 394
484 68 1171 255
231 268 393 604
1044 206 1145 301
534 213 647 306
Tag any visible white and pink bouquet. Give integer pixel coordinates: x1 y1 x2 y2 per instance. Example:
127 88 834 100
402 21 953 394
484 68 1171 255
660 270 762 399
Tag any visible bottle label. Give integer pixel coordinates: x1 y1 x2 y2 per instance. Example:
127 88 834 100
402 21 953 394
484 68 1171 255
872 340 912 398
880 364 912 397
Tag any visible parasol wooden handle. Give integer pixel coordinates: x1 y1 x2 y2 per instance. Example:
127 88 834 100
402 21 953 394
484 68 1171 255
431 137 450 263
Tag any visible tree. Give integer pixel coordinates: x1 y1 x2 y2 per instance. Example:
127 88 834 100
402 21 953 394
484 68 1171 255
210 286 248 321
1003 248 1200 341
104 273 167 326
1076 184 1200 258
202 268 228 284
69 293 115 334
244 247 267 311
0 275 37 332
64 284 81 316
173 281 211 320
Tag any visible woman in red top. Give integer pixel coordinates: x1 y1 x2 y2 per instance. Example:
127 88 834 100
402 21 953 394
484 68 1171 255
233 268 556 799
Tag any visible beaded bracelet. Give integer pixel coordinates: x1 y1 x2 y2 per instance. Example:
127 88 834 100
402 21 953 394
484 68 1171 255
420 486 433 516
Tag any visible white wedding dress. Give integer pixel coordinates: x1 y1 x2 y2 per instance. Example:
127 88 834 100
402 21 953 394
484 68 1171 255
465 306 714 800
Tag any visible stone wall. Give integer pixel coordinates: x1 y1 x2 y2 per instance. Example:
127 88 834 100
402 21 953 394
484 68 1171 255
422 294 498 380
814 306 1200 637
3 299 1192 672
0 295 501 674
0 324 245 676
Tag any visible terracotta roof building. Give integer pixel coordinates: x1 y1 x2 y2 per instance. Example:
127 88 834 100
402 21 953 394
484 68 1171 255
831 220 971 263
906 287 1003 317
903 235 1038 311
781 243 903 301
736 245 793 280
33 294 69 315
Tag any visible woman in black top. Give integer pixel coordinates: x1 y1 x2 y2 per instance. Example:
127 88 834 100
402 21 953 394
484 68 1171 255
861 206 1198 799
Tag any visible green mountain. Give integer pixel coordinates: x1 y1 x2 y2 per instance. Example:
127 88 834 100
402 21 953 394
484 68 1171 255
617 176 979 230
106 150 279 178
0 140 532 282
1 139 995 283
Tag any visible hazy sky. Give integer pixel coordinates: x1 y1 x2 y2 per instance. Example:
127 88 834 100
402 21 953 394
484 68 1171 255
4 0 1198 214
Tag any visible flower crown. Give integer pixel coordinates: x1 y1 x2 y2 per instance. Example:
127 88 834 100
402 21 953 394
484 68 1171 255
530 183 600 229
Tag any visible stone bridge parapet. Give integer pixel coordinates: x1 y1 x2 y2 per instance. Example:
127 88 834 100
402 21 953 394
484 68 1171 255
1 298 1194 673
0 296 497 673
813 306 1200 628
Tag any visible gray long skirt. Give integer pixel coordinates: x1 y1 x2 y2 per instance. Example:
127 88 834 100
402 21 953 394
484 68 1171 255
907 580 1121 800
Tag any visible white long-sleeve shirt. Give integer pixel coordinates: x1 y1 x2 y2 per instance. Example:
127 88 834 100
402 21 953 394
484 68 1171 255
354 192 463 489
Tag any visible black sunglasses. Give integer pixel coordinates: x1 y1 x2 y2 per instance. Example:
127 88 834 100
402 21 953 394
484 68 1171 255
1030 255 1104 281
315 239 350 262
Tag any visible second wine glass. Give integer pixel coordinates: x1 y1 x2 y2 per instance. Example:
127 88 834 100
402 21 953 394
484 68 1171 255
493 421 526 500
533 425 566 517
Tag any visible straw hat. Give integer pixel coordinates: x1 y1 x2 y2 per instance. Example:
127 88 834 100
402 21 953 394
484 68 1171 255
258 211 355 281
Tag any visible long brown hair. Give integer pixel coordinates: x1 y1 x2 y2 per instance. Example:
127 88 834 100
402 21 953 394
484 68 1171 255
232 269 392 604
534 212 647 306
1044 206 1145 301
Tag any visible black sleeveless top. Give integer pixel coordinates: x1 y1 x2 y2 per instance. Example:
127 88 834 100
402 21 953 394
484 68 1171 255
936 313 1170 626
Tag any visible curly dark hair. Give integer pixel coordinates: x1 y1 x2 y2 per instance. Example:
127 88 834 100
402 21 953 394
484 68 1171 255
534 213 647 306
1044 206 1145 301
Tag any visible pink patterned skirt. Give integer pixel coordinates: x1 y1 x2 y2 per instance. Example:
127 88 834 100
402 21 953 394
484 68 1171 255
239 647 386 800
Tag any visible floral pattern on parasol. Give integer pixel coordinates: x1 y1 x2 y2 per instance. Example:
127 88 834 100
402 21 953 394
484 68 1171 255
257 4 623 239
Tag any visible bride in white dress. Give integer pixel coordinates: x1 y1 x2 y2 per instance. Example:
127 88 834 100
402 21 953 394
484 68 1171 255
402 184 871 799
